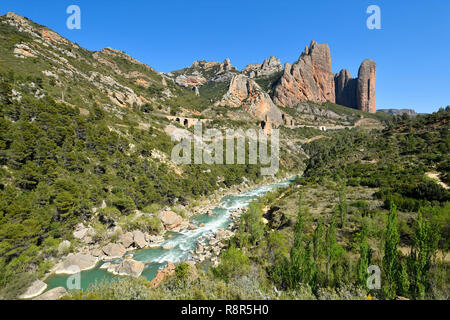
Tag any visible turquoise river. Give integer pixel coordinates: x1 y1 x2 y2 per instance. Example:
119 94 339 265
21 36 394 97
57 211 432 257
44 176 296 292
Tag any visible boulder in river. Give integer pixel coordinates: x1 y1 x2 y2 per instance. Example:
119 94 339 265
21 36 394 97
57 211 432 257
132 230 147 249
159 211 185 231
54 253 98 275
120 232 134 248
102 243 127 259
114 259 145 277
19 279 47 299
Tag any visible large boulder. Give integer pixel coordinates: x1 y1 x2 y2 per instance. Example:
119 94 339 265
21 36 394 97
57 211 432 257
33 287 67 300
115 259 145 277
132 230 147 249
19 280 47 299
54 253 98 275
159 211 184 231
273 40 335 107
120 232 134 248
102 243 126 259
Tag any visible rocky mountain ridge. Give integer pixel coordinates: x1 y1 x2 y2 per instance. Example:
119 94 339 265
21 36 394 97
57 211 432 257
272 41 377 113
378 109 419 117
1 11 380 127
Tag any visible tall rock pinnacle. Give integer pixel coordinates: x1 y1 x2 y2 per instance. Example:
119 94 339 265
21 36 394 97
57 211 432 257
334 60 377 113
272 40 336 107
356 59 377 113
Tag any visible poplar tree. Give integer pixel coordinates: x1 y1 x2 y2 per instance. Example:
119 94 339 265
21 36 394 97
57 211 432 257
383 203 400 299
357 223 371 287
325 215 342 284
289 194 305 287
338 180 347 228
313 218 325 263
408 210 439 299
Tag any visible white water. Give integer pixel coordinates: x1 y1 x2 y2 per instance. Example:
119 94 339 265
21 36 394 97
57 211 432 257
45 176 296 291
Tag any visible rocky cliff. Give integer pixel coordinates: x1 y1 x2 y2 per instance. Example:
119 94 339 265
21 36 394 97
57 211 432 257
170 59 238 87
334 59 377 113
356 59 377 113
334 69 357 108
242 56 283 78
272 41 335 107
218 74 283 126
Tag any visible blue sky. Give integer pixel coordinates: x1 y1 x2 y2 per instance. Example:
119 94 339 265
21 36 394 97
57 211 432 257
1 0 449 113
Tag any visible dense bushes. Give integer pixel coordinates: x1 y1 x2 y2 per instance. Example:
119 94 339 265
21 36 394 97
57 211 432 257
302 108 450 214
0 73 272 298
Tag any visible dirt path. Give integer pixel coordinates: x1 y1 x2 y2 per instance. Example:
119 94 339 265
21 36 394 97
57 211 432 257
425 172 449 189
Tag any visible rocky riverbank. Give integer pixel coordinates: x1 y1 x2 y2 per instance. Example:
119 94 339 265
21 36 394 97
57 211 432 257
23 172 296 299
189 207 245 267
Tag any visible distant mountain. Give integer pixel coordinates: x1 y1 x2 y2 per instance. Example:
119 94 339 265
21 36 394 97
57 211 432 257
378 108 418 117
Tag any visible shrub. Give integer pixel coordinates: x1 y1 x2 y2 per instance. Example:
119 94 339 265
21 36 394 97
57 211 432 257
213 246 250 282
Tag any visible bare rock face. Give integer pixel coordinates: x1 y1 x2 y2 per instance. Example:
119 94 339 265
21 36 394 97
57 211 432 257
241 64 260 77
219 75 283 126
242 56 283 78
170 59 237 86
334 60 376 113
150 262 176 288
273 41 335 107
335 69 357 108
175 74 207 87
356 59 376 113
219 58 235 73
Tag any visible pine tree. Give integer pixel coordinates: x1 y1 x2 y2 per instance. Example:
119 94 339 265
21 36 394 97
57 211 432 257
383 203 400 299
